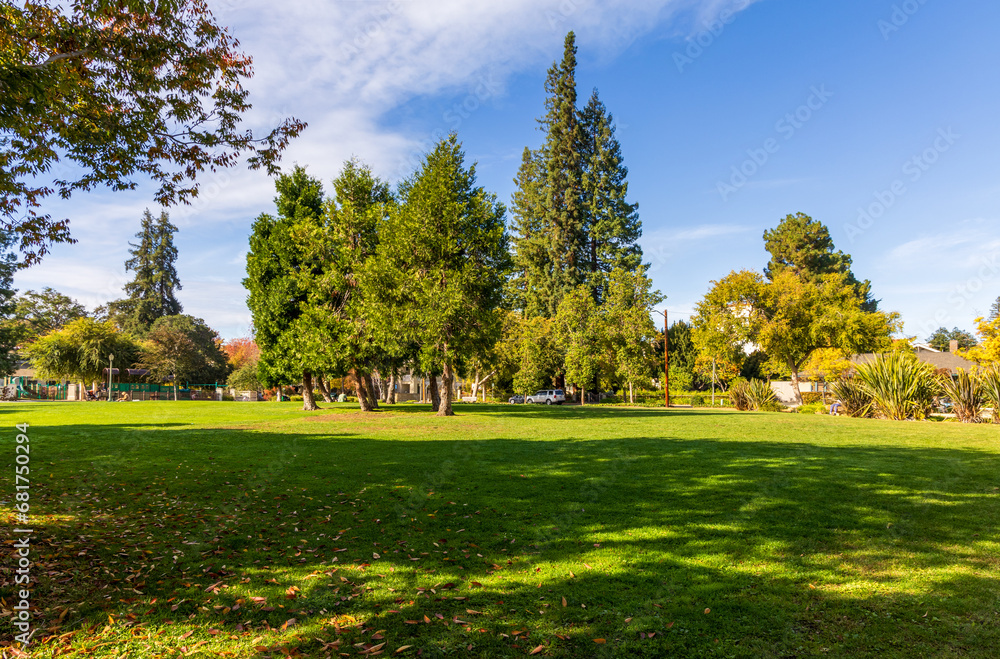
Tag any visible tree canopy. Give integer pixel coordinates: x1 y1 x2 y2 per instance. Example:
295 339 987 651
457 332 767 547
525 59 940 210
1 0 305 264
693 268 898 404
926 326 977 352
13 286 87 342
374 135 509 416
24 317 140 388
763 213 877 312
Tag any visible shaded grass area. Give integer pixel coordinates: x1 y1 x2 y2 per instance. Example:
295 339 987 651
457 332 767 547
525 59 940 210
2 401 999 657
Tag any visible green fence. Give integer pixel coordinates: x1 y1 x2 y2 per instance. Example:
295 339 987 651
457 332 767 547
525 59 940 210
110 382 223 401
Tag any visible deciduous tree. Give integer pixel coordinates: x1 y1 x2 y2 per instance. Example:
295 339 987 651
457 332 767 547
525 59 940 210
13 286 87 342
1 0 304 264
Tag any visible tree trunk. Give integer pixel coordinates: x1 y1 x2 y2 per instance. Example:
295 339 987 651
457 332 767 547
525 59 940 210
174 383 178 402
429 375 441 412
387 372 397 404
629 381 634 404
273 385 281 403
789 362 803 406
316 374 333 403
438 360 455 416
364 373 380 410
302 370 320 411
581 385 586 406
377 371 390 403
355 370 374 412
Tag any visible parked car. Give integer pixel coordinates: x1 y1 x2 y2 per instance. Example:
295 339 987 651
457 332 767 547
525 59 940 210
508 394 525 404
526 389 566 405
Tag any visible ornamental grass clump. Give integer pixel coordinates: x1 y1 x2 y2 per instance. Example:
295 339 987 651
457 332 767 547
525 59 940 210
976 364 1000 424
729 380 752 411
854 352 939 420
830 377 873 418
745 378 779 411
940 368 983 423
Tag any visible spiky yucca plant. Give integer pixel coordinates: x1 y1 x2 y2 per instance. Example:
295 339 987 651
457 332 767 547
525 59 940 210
729 380 751 411
854 352 939 420
939 368 983 423
746 379 778 411
830 377 873 418
976 364 1000 423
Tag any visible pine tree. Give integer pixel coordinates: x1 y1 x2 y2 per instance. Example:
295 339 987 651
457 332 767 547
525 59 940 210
763 212 876 312
579 89 642 303
376 135 509 416
121 210 158 331
116 209 183 334
244 166 327 410
509 147 548 316
152 212 182 318
512 31 585 318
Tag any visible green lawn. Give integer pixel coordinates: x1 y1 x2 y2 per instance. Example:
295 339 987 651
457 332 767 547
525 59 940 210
3 402 1000 658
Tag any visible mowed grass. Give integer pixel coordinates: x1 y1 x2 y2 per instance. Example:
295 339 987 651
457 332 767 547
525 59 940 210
3 402 1000 658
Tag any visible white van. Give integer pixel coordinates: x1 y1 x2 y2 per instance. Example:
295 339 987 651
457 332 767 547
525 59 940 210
526 389 566 405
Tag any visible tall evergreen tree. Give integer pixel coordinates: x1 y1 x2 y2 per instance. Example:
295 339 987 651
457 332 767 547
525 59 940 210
152 212 182 318
116 209 183 333
511 32 585 318
509 147 548 317
539 31 586 316
579 89 642 303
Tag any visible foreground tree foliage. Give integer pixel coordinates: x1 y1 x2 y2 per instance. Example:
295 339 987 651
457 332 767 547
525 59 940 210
24 317 140 391
0 0 305 263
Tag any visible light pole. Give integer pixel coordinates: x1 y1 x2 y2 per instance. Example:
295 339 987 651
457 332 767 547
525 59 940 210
651 307 668 408
108 353 114 402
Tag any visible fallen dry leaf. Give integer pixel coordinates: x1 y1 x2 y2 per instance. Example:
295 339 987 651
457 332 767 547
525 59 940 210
529 644 545 655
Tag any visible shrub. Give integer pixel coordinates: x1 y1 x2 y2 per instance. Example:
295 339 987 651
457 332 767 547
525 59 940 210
745 379 778 411
689 394 705 407
798 401 828 415
854 352 938 420
801 392 824 405
729 380 751 411
940 368 983 423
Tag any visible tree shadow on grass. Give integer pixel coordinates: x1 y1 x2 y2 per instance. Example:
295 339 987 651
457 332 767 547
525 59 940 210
17 423 1000 658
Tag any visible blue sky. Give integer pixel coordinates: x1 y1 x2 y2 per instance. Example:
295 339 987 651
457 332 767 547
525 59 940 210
18 0 1000 341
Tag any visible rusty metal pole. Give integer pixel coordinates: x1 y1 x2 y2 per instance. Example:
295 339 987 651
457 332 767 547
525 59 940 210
664 309 669 409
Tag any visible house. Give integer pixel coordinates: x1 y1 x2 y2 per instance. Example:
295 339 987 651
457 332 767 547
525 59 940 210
851 340 975 377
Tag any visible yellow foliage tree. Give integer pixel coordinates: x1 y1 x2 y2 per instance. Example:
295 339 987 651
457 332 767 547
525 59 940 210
957 317 997 364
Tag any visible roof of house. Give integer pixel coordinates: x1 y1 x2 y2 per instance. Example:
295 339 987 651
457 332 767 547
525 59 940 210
852 351 975 376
